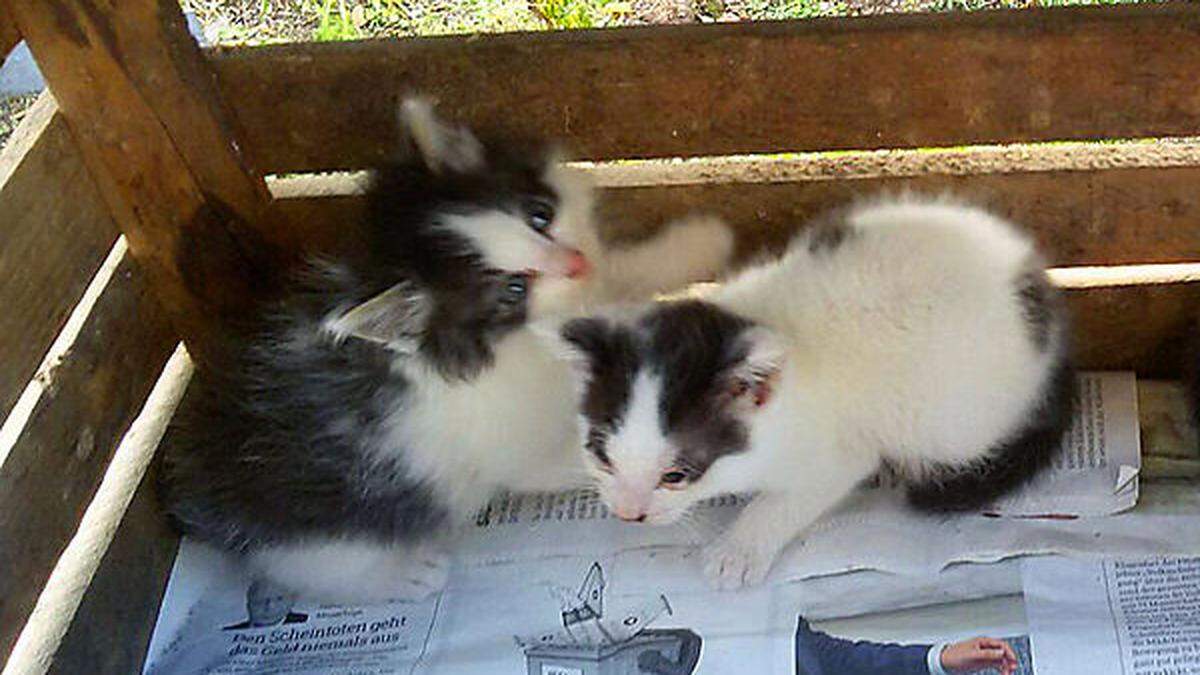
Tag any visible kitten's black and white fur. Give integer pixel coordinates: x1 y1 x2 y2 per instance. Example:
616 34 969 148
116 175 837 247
552 196 1075 590
159 100 735 603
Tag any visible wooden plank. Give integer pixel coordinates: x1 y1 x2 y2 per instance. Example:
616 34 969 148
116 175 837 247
274 173 1200 377
0 255 176 661
0 94 119 422
599 166 1200 266
274 164 1200 268
49 466 179 675
4 0 288 365
1069 283 1200 377
210 4 1200 173
0 3 18 60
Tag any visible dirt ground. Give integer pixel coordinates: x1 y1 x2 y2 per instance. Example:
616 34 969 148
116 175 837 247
177 0 1047 44
0 93 40 149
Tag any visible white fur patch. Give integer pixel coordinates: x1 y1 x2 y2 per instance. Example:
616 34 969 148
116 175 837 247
400 98 484 174
440 210 584 280
322 281 430 351
249 538 450 604
678 196 1063 586
599 213 735 302
382 328 590 520
597 372 674 521
526 167 737 319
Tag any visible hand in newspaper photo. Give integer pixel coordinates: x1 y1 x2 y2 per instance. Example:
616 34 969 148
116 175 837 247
939 637 1020 674
796 617 1026 675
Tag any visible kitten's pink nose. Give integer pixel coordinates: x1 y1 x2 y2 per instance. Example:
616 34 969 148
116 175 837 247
565 249 590 279
613 506 647 523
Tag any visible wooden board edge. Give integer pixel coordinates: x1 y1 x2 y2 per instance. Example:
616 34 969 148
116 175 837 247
0 254 178 661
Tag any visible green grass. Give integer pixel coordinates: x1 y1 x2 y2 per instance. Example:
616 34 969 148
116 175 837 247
179 0 1171 46
310 0 360 40
0 93 40 150
300 0 641 40
928 0 1153 10
1033 0 1157 5
532 0 635 28
744 0 850 20
401 0 542 34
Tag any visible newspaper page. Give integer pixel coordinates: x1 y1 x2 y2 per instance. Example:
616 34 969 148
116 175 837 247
1024 556 1200 675
145 539 797 674
143 372 1151 673
142 543 441 674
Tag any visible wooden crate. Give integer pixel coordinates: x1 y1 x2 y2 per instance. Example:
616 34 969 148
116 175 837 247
0 2 1198 672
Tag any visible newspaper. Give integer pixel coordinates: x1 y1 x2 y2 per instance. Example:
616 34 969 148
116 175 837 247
145 540 797 674
143 372 1153 674
986 371 1140 517
1024 555 1200 675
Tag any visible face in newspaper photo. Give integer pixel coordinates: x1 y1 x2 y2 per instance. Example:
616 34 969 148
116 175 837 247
223 579 309 631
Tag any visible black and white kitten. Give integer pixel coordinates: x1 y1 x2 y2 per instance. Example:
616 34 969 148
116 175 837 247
552 196 1075 590
159 100 734 603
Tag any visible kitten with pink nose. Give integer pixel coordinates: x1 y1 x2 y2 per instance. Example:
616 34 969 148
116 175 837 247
549 196 1073 590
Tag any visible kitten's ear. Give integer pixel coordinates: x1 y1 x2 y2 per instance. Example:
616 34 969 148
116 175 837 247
724 327 786 411
326 281 431 353
399 97 485 175
537 317 610 379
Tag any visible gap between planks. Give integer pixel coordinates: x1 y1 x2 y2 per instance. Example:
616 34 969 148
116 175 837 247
267 137 1200 194
1 344 191 675
0 238 126 469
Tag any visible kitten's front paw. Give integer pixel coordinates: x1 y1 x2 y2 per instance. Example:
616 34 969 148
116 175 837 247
702 535 775 591
385 548 450 601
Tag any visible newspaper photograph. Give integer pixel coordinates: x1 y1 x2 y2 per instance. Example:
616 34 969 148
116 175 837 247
802 594 1035 675
143 543 440 674
142 372 1181 674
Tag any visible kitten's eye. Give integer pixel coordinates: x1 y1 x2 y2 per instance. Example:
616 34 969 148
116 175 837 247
729 380 750 398
500 274 529 305
506 275 527 295
586 428 612 469
525 199 556 233
660 470 688 488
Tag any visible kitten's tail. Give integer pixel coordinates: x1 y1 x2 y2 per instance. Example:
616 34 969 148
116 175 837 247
905 361 1077 513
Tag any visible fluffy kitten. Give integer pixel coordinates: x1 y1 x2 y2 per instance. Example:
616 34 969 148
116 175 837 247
552 196 1075 589
159 100 734 603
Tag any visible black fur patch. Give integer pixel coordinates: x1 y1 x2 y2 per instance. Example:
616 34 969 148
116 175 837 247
160 267 449 552
561 318 642 465
802 213 857 256
905 359 1076 512
564 302 756 479
642 301 755 478
1015 267 1057 352
365 144 559 380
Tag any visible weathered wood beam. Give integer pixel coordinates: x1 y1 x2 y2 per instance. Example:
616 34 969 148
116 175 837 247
0 247 176 663
0 3 19 60
211 4 1200 172
2 0 289 364
0 94 120 422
